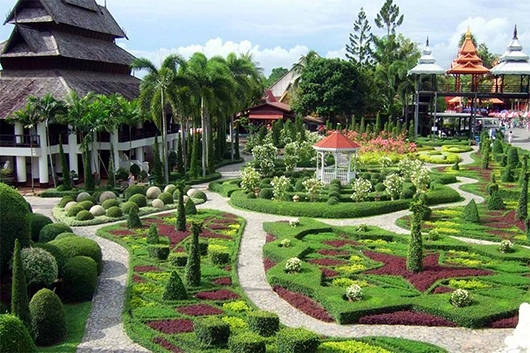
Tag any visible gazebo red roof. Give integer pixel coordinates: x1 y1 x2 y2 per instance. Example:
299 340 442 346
313 131 361 151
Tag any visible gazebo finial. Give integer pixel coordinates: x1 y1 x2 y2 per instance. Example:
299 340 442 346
466 25 471 39
514 25 518 39
426 36 429 47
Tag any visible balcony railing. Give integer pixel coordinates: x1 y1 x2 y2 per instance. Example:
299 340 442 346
0 134 40 147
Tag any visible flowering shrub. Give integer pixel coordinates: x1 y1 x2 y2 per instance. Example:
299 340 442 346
345 284 363 301
379 155 394 171
398 157 423 180
271 176 290 201
499 239 514 253
337 130 416 154
240 165 261 193
351 178 372 202
383 173 404 201
451 289 472 307
283 142 299 172
280 238 291 248
285 257 302 273
410 166 431 194
302 177 324 202
289 218 300 227
252 143 277 177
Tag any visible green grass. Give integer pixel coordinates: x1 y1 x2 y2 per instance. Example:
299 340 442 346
38 302 91 353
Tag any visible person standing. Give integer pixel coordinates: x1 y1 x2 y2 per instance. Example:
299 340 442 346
508 130 513 144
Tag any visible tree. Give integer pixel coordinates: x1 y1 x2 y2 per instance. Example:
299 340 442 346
11 239 31 332
152 135 164 185
185 220 203 286
132 54 187 184
346 7 373 68
374 0 404 37
265 67 288 88
58 136 72 190
407 195 424 273
291 50 321 93
516 155 529 221
176 181 186 231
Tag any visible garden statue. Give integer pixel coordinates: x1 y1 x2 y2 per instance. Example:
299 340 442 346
503 302 530 353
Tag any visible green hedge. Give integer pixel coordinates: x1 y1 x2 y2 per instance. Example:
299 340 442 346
50 236 103 274
195 316 230 347
209 180 241 197
29 288 67 346
39 223 73 243
247 310 279 337
277 328 320 353
29 213 53 242
0 314 36 353
59 256 98 303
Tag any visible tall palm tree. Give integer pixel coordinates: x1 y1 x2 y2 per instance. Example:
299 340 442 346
290 49 321 93
131 54 187 184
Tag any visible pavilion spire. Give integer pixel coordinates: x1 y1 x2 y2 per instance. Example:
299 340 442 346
513 25 518 39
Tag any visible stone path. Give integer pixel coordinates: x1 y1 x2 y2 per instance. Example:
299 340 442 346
24 147 520 353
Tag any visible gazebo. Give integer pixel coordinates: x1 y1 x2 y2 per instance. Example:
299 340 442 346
313 131 361 184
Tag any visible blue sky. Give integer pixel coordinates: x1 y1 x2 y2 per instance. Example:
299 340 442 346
1 0 530 76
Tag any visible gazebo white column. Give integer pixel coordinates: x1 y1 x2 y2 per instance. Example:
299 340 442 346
68 126 79 175
37 122 49 184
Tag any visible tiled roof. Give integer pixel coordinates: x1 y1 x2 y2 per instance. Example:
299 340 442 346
313 131 361 151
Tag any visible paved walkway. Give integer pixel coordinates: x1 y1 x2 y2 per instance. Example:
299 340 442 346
24 146 520 353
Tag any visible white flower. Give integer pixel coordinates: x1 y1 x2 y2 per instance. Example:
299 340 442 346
451 289 471 307
280 238 291 248
346 284 363 301
499 239 514 253
289 218 300 227
285 257 302 272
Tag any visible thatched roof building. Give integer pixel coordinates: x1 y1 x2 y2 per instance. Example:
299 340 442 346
0 0 139 119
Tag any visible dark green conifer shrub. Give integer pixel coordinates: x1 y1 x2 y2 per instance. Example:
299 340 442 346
481 140 491 169
185 220 202 286
162 270 187 300
176 182 186 231
488 191 505 210
59 256 98 302
463 199 480 223
171 253 187 267
195 317 230 347
0 314 36 353
516 169 528 221
29 213 53 242
407 196 424 273
277 327 320 353
492 138 504 154
11 240 31 331
248 310 279 337
146 224 159 244
507 146 519 168
127 209 142 229
185 198 197 215
147 245 170 260
29 288 66 346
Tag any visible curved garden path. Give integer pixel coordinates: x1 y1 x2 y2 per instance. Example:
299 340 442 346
24 147 519 353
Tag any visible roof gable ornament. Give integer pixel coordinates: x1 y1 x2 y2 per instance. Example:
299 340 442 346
491 24 530 75
408 36 444 75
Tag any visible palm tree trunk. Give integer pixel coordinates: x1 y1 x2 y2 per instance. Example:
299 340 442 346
201 97 207 177
162 90 169 184
46 122 57 188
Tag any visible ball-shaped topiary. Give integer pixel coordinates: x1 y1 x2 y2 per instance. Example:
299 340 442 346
101 199 119 210
59 195 75 208
76 192 91 202
0 314 36 353
151 199 164 208
164 184 176 194
162 270 187 300
59 256 98 303
76 210 94 221
89 205 106 217
32 242 66 275
64 201 78 212
259 188 273 200
157 192 173 205
29 288 67 346
146 186 162 200
20 247 58 288
98 190 117 204
50 236 103 274
66 204 84 217
121 201 140 215
0 182 31 274
192 190 207 202
106 206 123 218
78 200 94 211
29 213 53 242
128 194 147 208
54 232 77 241
124 185 145 200
172 189 181 201
39 223 73 243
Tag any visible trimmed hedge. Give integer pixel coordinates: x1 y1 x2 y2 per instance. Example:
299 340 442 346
229 332 266 353
0 314 36 353
247 310 279 337
147 245 170 260
50 236 103 274
29 213 53 242
39 223 73 243
29 288 67 346
195 316 230 347
277 327 320 353
59 256 98 303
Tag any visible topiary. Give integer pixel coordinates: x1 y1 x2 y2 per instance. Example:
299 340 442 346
78 200 94 211
76 210 94 221
492 139 504 154
185 198 197 215
124 185 145 200
0 182 31 274
91 191 103 205
248 310 279 337
146 224 159 244
327 197 339 205
121 201 139 215
55 232 77 241
0 314 36 353
49 236 103 274
171 252 187 267
127 209 142 229
66 204 84 217
488 191 505 210
98 190 117 204
146 186 162 200
259 188 273 200
29 288 66 346
400 188 414 200
106 206 123 218
129 194 147 208
164 184 177 195
147 245 170 260
39 223 73 243
185 221 202 286
162 270 187 300
192 190 207 202
20 247 58 288
29 213 53 242
172 189 181 201
229 332 266 353
463 199 480 223
176 182 186 231
157 192 173 205
59 195 75 208
101 199 119 210
277 327 320 353
59 256 98 303
11 239 31 331
32 242 66 276
195 317 230 347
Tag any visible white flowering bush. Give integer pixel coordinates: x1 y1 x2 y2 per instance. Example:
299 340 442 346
383 173 404 201
252 143 277 177
450 289 471 307
240 165 261 193
345 284 363 301
284 142 299 172
280 238 291 248
285 257 302 273
410 166 431 194
298 140 317 163
302 177 324 202
289 218 300 227
499 239 514 253
351 178 372 202
271 176 291 201
398 157 424 180
379 156 394 171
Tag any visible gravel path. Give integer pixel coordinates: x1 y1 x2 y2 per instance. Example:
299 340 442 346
23 148 520 353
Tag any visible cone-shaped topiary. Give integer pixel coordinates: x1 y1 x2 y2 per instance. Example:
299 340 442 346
407 195 424 273
463 199 480 223
162 270 187 300
0 182 31 274
185 220 202 286
185 197 197 215
492 138 504 155
516 168 528 221
486 174 499 196
176 181 186 231
127 209 142 229
506 146 519 168
481 139 491 169
0 314 36 353
146 224 159 244
488 191 505 210
29 288 66 346
11 239 31 332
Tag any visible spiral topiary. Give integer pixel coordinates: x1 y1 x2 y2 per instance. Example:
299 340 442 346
106 206 123 218
101 199 119 210
59 256 98 303
162 270 187 300
0 314 36 353
129 194 147 208
29 213 53 242
50 236 103 274
0 182 31 274
39 223 73 243
20 247 58 288
29 288 67 346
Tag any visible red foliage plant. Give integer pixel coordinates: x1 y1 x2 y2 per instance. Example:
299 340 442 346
152 337 185 353
323 239 360 248
266 234 277 243
264 258 277 272
488 315 518 328
177 304 224 316
134 265 161 272
147 319 194 334
273 286 334 322
358 310 457 326
212 277 232 286
318 249 350 257
321 268 340 278
110 229 136 236
132 274 145 283
195 289 240 301
308 258 349 266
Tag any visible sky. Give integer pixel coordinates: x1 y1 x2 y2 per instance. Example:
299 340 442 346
1 0 530 77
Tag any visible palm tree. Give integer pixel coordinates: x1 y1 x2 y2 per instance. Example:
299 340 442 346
131 54 187 184
291 49 321 92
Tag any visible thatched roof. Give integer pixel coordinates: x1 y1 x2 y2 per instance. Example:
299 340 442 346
2 25 135 65
5 0 126 38
0 69 140 119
